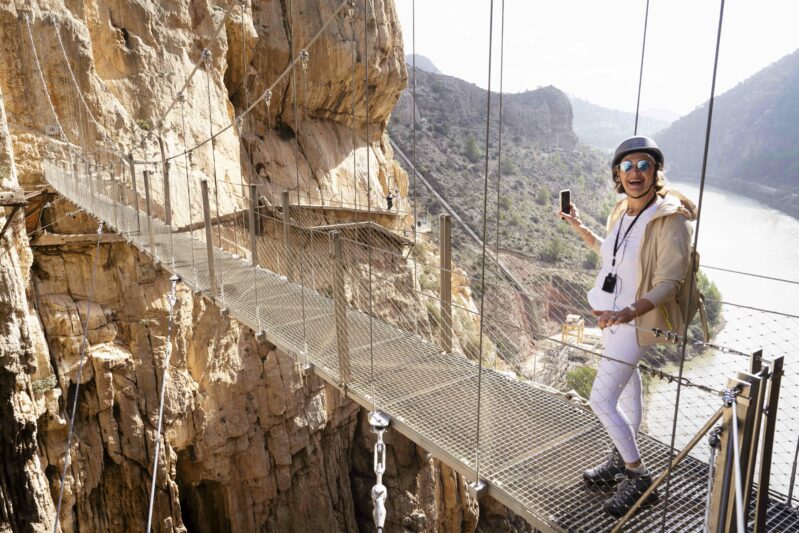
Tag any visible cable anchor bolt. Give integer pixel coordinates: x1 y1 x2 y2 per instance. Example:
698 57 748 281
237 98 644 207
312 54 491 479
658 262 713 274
468 479 489 500
263 89 273 107
708 426 723 449
299 49 310 71
723 387 737 407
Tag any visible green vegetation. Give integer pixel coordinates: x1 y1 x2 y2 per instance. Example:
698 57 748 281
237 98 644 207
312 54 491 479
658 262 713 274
463 133 481 163
697 270 722 328
566 366 597 399
135 119 153 131
540 237 564 263
584 250 600 269
500 157 518 175
535 186 551 206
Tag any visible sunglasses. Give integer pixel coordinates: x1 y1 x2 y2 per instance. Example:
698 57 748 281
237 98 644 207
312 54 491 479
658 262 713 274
619 159 653 172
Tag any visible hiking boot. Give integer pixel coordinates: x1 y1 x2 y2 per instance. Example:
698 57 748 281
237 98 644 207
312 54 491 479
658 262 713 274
602 470 659 517
583 448 626 488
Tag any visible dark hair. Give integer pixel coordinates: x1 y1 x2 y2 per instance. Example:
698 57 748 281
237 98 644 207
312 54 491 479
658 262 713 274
611 162 666 194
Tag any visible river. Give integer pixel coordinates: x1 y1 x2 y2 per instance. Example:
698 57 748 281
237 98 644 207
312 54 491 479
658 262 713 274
644 180 799 497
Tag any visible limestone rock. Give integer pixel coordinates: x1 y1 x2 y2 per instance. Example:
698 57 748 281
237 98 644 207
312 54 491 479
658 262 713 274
0 0 523 531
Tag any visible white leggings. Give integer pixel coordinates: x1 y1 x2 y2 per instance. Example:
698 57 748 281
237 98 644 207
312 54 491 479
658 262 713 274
589 324 644 464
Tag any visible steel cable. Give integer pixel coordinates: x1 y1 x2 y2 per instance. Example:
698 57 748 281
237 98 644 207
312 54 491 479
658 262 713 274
52 222 104 533
288 0 310 363
473 0 495 484
660 0 727 526
633 0 651 135
145 275 180 533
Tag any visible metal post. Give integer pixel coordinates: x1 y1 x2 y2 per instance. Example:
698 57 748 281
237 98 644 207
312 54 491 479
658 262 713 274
87 161 96 213
330 231 350 385
128 154 140 233
100 166 109 221
708 373 761 533
744 352 768 514
119 161 130 237
201 179 218 299
159 136 171 226
439 214 452 352
249 183 259 268
282 191 293 281
143 170 157 260
112 178 120 230
116 181 125 233
754 356 784 532
71 162 78 198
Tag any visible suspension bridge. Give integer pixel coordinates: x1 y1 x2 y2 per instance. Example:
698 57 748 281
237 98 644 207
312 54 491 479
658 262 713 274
6 0 799 531
39 157 795 532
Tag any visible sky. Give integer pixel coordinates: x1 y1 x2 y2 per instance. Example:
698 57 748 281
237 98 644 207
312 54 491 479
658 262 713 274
395 0 799 120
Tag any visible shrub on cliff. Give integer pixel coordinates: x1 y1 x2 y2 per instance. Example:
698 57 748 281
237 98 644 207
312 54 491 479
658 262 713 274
566 366 596 399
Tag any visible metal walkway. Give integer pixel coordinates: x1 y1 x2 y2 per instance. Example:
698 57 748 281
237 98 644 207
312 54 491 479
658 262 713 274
42 163 798 532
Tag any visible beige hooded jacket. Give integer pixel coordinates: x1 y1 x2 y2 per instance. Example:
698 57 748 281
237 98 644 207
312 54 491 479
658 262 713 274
601 189 698 346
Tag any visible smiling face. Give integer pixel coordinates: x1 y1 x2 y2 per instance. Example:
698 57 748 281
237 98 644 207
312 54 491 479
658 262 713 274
617 151 656 198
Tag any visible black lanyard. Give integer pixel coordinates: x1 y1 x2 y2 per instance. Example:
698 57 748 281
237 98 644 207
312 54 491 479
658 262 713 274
611 194 657 267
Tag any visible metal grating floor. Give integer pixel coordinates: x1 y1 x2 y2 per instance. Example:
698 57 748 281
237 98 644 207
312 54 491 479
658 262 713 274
44 165 798 532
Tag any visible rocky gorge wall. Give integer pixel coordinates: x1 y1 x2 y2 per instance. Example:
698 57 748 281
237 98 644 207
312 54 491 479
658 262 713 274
0 1 508 531
25 208 480 532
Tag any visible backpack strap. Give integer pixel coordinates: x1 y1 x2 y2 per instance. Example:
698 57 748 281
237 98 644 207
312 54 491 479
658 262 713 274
698 292 709 343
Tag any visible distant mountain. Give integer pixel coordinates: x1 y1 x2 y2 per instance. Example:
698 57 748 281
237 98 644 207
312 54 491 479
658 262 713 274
388 68 614 268
656 49 799 218
570 97 670 151
641 108 680 123
405 54 441 74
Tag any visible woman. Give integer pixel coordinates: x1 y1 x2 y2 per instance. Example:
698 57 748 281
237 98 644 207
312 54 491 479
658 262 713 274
559 136 697 517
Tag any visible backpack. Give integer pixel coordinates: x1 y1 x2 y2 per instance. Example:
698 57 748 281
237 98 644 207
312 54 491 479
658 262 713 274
675 247 709 342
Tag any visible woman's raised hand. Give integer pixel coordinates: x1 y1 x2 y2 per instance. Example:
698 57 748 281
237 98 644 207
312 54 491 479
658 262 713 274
558 202 583 230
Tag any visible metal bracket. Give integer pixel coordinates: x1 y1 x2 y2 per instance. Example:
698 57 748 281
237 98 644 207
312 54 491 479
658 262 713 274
468 479 489 499
369 411 390 431
0 205 21 241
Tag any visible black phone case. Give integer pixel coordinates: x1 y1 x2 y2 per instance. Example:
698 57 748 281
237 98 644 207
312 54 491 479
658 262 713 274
560 190 571 215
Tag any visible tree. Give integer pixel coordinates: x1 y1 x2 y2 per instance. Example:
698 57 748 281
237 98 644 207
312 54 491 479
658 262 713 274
696 270 722 328
536 186 551 206
499 157 518 175
540 237 564 263
463 133 481 163
583 250 600 270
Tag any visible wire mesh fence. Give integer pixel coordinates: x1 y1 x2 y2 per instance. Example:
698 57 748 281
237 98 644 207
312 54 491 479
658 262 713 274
41 158 799 531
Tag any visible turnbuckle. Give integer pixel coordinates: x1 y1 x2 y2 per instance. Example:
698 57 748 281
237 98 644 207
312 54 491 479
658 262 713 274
369 411 390 532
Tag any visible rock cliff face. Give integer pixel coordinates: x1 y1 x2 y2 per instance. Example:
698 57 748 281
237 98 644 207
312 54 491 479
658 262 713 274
2 0 409 221
0 1 491 532
0 85 58 533
23 209 479 532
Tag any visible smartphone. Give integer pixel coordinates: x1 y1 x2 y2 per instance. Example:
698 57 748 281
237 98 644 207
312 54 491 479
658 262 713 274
560 189 571 216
